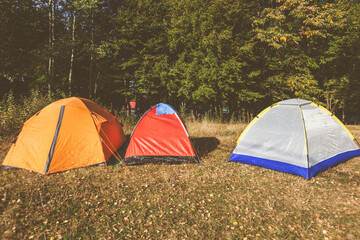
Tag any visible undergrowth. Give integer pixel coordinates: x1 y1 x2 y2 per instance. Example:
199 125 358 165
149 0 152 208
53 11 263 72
0 90 54 141
0 92 248 144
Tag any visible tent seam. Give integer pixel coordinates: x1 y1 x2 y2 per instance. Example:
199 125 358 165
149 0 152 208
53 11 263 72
236 105 274 145
89 113 107 164
315 103 355 140
299 105 310 179
129 106 155 138
44 105 65 174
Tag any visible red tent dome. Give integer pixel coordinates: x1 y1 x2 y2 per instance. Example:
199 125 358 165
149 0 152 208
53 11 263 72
124 103 200 165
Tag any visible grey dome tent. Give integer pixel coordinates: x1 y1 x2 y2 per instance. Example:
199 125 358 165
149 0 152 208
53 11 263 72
229 99 360 179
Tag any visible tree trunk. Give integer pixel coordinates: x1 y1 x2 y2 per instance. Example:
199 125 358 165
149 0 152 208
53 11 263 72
89 54 93 98
246 109 248 123
48 0 55 92
68 12 76 97
124 79 129 116
89 14 94 98
51 0 55 79
94 70 100 98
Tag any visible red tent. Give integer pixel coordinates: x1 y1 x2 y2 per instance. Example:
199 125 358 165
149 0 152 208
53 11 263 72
124 103 200 165
127 102 136 109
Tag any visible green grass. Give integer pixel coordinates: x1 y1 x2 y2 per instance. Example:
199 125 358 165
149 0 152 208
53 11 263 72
1 120 360 239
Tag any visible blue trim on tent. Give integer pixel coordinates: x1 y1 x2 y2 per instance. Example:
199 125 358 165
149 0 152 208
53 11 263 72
156 103 176 115
229 154 309 178
229 149 360 179
309 149 360 178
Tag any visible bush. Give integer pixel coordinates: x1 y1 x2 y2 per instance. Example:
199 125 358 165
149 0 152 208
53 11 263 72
0 89 54 142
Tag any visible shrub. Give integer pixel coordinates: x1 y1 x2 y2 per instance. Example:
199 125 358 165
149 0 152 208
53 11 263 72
0 89 54 142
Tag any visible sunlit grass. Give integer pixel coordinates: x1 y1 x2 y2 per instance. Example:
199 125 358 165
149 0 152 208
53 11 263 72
0 121 359 239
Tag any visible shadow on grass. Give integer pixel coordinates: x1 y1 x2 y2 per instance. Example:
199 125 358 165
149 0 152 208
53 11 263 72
107 135 130 166
107 136 220 165
191 137 220 158
316 167 360 183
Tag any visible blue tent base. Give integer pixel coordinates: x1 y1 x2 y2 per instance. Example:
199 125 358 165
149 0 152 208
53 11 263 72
229 149 360 179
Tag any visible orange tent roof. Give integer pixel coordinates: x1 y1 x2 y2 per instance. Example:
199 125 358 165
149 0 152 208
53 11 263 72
2 97 126 174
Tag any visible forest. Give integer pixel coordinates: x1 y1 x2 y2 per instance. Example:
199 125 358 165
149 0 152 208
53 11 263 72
1 0 360 122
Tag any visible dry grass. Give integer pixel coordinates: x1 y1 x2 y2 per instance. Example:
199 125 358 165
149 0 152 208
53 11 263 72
0 120 359 239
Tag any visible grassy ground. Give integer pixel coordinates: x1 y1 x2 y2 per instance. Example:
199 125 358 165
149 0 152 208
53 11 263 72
1 120 359 239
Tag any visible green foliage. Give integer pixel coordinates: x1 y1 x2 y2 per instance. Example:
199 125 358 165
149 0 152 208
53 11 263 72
0 89 54 140
253 0 345 101
0 0 360 121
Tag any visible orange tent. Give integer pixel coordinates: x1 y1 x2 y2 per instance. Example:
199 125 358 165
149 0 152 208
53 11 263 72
2 97 126 174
